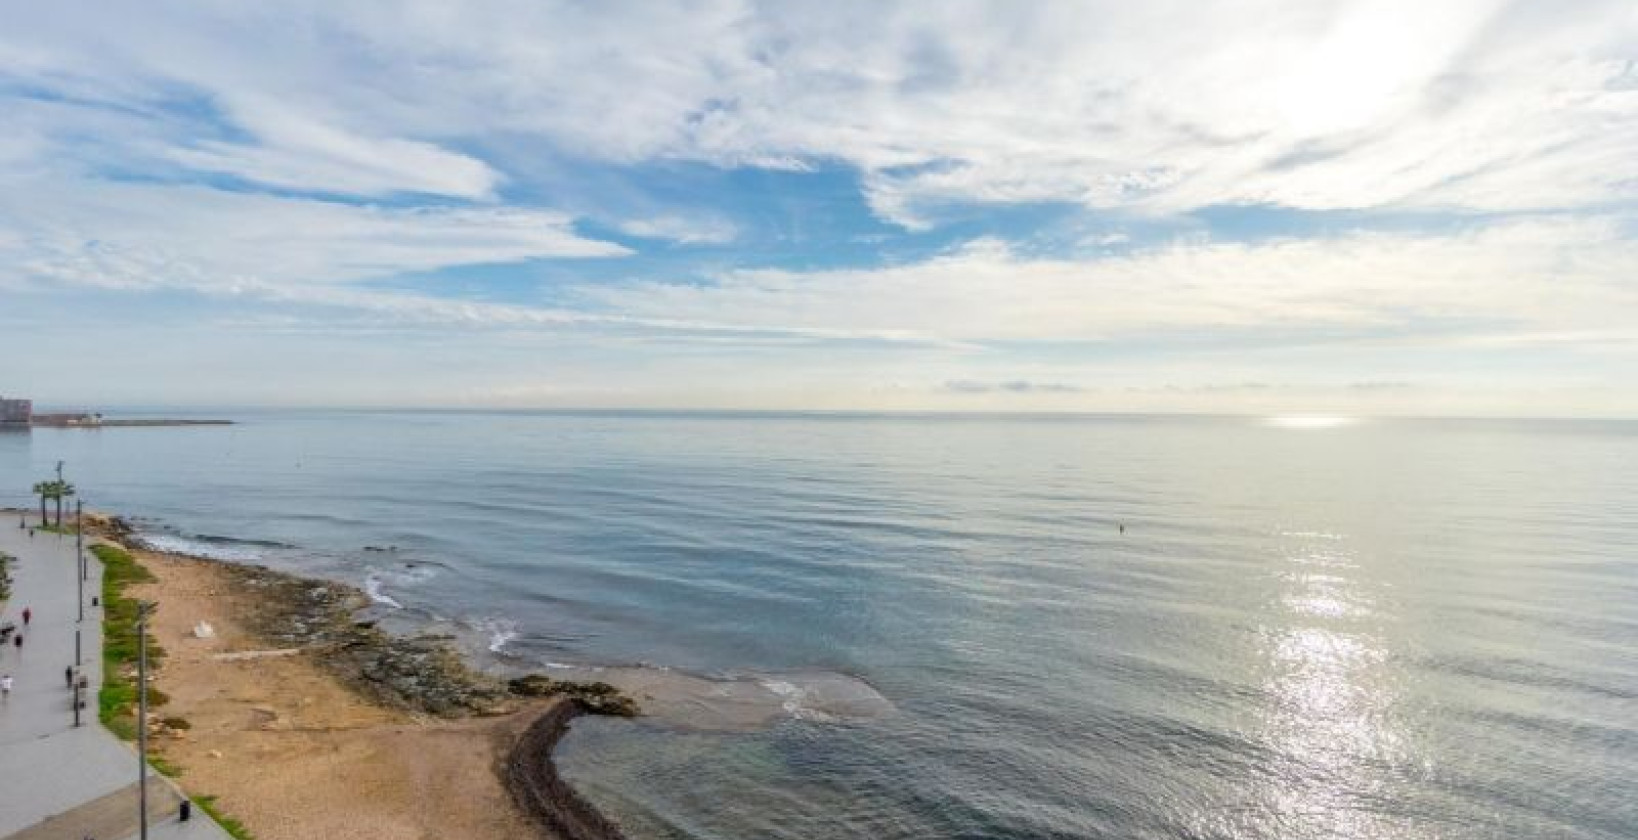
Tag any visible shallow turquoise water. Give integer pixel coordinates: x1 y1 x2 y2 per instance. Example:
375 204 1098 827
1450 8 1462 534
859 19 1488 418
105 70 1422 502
3 412 1635 838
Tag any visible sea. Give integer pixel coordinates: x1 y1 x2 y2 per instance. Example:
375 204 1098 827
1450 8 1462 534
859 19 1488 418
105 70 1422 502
2 410 1634 839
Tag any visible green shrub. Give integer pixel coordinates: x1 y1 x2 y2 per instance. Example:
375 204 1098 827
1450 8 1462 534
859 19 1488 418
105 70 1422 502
92 543 165 738
92 544 253 838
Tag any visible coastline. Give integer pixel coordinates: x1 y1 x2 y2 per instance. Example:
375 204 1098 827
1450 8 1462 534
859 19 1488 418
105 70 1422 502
81 514 634 840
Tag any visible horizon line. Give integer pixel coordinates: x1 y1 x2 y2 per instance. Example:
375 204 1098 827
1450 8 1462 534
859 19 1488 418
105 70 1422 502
13 404 1638 423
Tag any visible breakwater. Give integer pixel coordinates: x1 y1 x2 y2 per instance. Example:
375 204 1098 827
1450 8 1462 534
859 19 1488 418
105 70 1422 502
506 700 631 840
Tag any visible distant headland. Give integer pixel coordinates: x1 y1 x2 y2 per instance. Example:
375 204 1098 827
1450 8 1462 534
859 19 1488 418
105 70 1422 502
0 395 232 428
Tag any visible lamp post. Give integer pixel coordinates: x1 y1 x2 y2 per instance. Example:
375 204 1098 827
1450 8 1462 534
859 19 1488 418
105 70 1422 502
136 600 157 840
76 500 85 623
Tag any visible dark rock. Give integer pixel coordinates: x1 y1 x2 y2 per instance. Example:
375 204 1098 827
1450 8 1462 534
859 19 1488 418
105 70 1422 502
508 675 638 717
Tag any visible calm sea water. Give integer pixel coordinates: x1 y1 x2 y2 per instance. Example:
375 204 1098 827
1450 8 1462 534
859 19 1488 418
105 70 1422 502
2 411 1635 839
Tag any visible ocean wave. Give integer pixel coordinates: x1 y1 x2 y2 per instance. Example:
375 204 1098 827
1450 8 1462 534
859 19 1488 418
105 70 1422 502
136 532 267 562
193 533 297 549
359 562 440 610
362 572 403 608
473 616 521 653
759 678 839 723
540 664 892 731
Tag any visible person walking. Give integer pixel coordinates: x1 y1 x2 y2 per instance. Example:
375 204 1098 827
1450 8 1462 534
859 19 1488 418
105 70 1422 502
21 607 30 626
1 674 12 699
12 633 20 651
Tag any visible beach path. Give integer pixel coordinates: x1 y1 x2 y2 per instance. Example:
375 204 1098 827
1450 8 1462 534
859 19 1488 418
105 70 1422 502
0 515 234 840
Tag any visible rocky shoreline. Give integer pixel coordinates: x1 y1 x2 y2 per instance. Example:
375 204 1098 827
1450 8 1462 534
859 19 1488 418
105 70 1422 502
94 514 638 839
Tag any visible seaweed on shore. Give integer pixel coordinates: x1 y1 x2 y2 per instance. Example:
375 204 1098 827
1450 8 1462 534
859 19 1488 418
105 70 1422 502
194 560 643 721
196 562 645 840
508 675 639 717
89 527 640 840
208 561 518 717
505 701 632 840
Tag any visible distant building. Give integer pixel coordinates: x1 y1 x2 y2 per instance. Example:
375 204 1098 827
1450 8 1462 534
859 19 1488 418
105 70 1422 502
0 396 31 426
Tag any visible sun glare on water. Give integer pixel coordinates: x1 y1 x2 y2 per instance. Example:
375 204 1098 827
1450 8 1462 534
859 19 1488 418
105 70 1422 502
1265 415 1360 430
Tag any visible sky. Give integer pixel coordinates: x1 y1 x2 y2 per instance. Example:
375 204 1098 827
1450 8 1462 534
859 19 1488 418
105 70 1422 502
1 0 1635 415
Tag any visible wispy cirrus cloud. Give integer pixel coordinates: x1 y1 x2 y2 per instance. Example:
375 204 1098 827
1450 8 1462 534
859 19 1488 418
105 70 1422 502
616 215 738 245
7 1 1637 220
584 220 1638 345
0 179 627 293
169 97 502 200
0 2 1634 413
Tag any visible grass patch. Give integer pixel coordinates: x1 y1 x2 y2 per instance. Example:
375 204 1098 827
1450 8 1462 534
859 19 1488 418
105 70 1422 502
92 543 165 740
149 754 185 778
192 795 256 840
35 522 78 535
91 544 254 837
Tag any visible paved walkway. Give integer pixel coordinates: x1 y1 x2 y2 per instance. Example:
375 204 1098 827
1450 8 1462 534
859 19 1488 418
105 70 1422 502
0 512 233 840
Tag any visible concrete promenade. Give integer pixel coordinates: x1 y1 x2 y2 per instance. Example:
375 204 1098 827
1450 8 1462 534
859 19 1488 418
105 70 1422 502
0 513 232 840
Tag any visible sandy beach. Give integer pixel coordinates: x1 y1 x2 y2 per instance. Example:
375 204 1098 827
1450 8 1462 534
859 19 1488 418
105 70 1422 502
120 543 558 839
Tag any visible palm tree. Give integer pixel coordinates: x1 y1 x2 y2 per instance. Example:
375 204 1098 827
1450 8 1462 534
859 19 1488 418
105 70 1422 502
57 481 75 528
32 480 51 526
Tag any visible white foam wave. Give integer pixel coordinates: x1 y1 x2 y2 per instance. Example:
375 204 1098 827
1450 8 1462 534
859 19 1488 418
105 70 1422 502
359 562 441 611
759 677 840 722
138 533 264 562
473 617 520 653
362 573 403 608
567 665 892 731
542 661 604 672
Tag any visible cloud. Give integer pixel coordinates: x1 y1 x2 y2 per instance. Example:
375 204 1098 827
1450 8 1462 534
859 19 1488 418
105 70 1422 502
0 2 1634 415
944 380 1083 394
169 97 501 199
616 215 738 245
3 173 1632 374
5 2 1636 220
584 218 1638 345
0 179 628 294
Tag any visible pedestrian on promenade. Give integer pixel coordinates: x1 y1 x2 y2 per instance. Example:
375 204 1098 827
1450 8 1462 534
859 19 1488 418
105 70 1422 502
1 674 11 699
66 666 74 688
21 606 30 626
12 633 20 650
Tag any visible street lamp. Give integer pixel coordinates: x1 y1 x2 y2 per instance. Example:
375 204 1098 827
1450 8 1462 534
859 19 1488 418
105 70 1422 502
76 497 84 576
136 600 157 840
76 499 85 623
